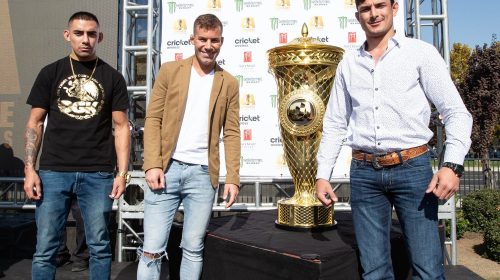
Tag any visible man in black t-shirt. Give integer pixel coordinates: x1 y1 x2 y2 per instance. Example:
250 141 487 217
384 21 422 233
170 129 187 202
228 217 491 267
23 11 130 279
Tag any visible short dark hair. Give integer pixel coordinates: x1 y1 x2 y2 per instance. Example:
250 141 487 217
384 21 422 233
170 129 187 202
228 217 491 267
68 11 100 27
193 14 223 34
355 0 395 8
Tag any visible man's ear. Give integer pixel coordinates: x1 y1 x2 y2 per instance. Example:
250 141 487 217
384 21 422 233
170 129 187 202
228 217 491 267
63 29 70 42
355 11 359 22
189 34 194 44
221 36 224 46
98 32 104 43
392 2 399 17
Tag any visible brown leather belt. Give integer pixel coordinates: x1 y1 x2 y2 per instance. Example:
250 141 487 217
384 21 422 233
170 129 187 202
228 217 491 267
352 145 428 169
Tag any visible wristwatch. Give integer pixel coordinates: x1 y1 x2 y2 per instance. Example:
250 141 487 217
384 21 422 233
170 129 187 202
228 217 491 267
117 171 131 183
441 162 464 178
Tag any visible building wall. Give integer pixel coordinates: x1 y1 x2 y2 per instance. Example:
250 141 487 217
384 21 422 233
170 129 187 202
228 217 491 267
0 0 120 167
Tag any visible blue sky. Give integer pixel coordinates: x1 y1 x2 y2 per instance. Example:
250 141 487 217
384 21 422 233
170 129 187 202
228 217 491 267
447 0 499 47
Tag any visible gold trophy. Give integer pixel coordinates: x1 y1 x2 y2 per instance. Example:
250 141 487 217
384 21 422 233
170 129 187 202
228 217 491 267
268 24 344 228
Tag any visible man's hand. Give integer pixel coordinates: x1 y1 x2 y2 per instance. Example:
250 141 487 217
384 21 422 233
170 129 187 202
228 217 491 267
223 183 239 208
315 178 337 207
24 168 42 200
109 176 126 199
426 167 460 200
145 168 165 190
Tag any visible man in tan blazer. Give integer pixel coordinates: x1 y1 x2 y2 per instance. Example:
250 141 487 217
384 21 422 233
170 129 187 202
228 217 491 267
137 14 240 280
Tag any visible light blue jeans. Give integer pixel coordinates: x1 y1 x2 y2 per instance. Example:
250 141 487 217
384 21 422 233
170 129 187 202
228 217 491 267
32 170 114 280
350 152 445 280
137 160 215 280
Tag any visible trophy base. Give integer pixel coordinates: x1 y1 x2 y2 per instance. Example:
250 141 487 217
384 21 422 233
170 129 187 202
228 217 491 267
275 199 334 229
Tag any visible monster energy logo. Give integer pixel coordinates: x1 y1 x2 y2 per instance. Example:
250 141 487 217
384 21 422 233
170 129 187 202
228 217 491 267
167 1 176 13
235 0 244 12
235 75 244 87
303 0 311 10
338 16 348 29
270 95 277 108
270 18 279 30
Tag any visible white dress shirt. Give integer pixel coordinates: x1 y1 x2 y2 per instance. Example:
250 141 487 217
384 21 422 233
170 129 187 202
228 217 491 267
316 33 472 180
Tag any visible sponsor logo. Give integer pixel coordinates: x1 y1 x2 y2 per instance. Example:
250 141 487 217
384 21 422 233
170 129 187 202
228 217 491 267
270 17 279 30
240 93 256 107
348 18 359 25
279 33 287 44
165 39 191 49
348 32 356 43
344 0 355 7
235 0 244 11
270 137 282 147
217 59 226 65
243 129 252 140
303 0 311 10
167 1 176 13
276 0 290 7
243 51 252 63
338 16 348 29
240 156 263 167
175 53 183 61
173 19 187 32
310 16 324 29
240 114 261 125
208 0 221 9
234 37 261 47
270 94 277 108
276 153 287 167
314 36 329 43
241 17 255 30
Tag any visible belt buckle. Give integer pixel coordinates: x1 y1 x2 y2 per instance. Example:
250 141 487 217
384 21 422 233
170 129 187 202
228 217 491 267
371 153 384 169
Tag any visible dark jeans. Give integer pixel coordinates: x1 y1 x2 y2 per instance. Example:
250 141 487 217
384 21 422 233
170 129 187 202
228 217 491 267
32 171 114 280
58 198 89 262
350 152 445 280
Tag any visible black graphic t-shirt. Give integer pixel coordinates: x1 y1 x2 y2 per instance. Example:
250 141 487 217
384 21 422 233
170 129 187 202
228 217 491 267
27 57 129 172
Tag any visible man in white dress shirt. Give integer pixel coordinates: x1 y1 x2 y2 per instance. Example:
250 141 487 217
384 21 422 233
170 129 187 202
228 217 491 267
316 0 472 279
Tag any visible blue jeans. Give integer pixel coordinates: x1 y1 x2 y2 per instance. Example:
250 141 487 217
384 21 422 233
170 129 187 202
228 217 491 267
350 152 444 280
32 171 114 280
137 160 216 280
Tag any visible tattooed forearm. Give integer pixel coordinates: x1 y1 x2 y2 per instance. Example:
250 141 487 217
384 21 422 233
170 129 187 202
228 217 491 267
24 125 43 168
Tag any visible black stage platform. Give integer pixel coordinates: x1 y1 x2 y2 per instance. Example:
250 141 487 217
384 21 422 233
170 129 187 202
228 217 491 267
201 211 406 280
0 211 484 279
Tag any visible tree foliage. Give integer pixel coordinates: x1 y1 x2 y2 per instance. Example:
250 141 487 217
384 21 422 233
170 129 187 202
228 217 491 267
450 43 472 85
459 40 500 159
458 38 500 187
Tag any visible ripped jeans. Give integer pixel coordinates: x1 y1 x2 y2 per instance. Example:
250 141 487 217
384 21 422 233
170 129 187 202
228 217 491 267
137 160 216 280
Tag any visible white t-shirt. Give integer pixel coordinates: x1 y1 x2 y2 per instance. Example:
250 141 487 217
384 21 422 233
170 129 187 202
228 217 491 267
172 67 214 165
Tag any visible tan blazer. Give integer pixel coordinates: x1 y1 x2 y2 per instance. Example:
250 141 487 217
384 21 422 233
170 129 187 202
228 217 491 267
143 56 241 187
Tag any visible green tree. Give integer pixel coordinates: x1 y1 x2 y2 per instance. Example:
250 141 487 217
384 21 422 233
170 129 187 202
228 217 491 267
459 38 500 188
450 43 472 85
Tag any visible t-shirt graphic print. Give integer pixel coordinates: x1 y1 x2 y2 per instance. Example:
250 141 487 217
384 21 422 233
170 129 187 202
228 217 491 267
57 74 104 120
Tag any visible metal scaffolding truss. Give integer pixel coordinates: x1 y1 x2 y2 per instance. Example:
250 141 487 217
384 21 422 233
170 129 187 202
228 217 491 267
120 0 161 170
406 0 457 266
405 0 450 66
118 0 161 262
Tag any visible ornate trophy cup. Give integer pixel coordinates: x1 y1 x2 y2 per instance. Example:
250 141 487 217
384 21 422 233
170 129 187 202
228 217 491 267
268 24 344 228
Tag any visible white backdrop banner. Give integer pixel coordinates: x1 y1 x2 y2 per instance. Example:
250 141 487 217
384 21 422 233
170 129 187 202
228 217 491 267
160 0 405 179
